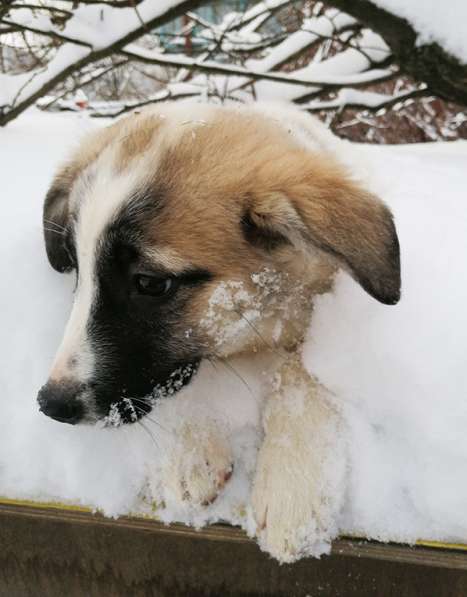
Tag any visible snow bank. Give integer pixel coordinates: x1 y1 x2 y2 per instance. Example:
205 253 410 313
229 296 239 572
304 139 467 543
1 109 467 552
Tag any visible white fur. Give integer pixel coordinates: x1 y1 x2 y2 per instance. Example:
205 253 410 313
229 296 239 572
49 139 160 385
162 421 233 507
251 356 345 561
160 349 345 563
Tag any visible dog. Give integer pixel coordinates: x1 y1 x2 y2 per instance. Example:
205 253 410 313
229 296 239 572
37 102 400 562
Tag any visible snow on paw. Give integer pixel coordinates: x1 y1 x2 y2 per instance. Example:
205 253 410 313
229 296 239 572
251 437 339 563
163 422 233 507
250 357 346 562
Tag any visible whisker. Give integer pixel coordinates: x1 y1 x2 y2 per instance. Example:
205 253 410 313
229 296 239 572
44 218 67 232
131 400 171 435
207 356 219 372
235 309 286 361
138 420 160 450
131 396 152 407
212 355 254 396
43 227 66 236
44 218 66 231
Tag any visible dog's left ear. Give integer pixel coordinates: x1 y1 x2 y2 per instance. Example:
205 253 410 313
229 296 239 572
245 157 401 305
43 169 76 273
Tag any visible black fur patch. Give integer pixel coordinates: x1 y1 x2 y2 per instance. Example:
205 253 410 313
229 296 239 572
107 363 199 425
43 184 75 273
83 192 211 421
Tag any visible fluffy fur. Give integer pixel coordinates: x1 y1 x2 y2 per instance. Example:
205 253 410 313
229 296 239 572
38 102 400 561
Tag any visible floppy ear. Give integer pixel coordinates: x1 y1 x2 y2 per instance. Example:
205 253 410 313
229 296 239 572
246 159 401 305
42 120 124 272
43 170 76 273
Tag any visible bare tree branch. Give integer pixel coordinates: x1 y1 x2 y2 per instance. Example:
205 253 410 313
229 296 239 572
90 89 212 118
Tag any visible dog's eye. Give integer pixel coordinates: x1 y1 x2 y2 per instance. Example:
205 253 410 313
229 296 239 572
133 275 177 298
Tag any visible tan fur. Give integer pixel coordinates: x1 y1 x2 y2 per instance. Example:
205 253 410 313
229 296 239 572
54 113 158 184
45 103 398 351
124 109 396 350
115 114 164 171
43 102 401 563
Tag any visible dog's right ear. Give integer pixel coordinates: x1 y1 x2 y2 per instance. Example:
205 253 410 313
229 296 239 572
43 170 76 273
244 152 401 305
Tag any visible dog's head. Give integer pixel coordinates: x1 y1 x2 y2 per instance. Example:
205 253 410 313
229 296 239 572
37 104 400 425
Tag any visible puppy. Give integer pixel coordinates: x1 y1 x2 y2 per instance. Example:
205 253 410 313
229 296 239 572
38 102 400 561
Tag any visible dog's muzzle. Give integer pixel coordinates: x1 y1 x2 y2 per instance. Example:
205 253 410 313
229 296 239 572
37 362 200 426
37 380 87 425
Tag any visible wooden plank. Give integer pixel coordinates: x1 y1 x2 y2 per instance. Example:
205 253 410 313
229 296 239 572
1 501 467 570
1 502 467 596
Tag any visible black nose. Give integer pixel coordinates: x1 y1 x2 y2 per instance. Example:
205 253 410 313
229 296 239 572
37 381 85 425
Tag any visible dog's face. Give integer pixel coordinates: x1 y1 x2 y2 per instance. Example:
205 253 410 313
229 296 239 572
37 104 400 425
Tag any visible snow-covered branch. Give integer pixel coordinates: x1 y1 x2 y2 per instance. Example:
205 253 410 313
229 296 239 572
302 86 429 113
0 0 206 125
325 0 467 105
1 0 466 134
122 43 393 90
90 85 222 118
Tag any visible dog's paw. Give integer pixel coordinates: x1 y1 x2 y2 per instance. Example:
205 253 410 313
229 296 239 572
251 438 338 563
163 423 233 507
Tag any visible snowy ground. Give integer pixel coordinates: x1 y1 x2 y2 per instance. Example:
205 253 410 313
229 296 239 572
1 108 467 552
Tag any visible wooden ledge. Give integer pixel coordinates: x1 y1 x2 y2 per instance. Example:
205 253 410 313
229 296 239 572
1 500 467 596
1 500 466 569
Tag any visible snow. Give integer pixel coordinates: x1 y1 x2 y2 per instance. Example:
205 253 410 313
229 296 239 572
5 1 189 50
240 0 291 24
0 44 90 109
305 139 467 543
0 0 186 110
3 0 466 123
247 29 390 102
303 88 393 111
124 42 392 90
174 13 390 104
118 11 389 108
372 0 467 62
246 11 356 73
62 1 186 50
1 108 467 555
